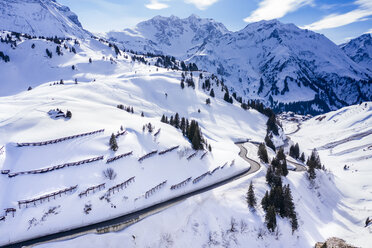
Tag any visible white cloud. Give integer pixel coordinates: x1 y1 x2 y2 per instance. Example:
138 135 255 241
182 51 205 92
145 0 170 10
244 0 313 23
302 0 372 30
184 0 219 10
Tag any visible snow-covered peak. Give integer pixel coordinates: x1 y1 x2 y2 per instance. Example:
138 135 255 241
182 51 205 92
341 33 372 71
107 16 371 114
0 0 90 38
107 14 229 57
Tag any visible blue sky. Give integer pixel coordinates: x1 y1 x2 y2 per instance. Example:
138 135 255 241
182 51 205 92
58 0 372 44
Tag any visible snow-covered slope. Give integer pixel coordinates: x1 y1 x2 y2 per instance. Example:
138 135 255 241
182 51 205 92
341 33 372 73
0 0 89 38
33 103 372 248
0 33 270 246
107 16 372 115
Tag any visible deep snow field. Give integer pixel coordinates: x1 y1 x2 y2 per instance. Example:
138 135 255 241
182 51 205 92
0 34 268 246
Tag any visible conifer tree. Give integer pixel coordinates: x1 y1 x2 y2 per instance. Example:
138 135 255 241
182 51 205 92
300 152 305 162
307 149 321 180
265 206 277 232
289 143 300 159
223 91 230 103
247 181 257 209
210 88 215 97
266 114 279 135
261 190 270 211
65 110 72 119
174 113 180 128
276 148 288 177
180 80 185 89
281 185 299 232
109 133 118 151
265 134 276 152
258 143 269 163
266 165 275 186
180 117 186 135
161 115 166 123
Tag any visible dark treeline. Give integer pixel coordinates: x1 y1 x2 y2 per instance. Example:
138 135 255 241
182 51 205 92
262 147 298 233
161 113 210 151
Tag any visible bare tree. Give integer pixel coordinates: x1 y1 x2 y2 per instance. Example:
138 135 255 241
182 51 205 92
103 168 117 180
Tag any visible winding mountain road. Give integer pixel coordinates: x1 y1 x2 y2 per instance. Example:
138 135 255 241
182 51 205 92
4 143 261 248
5 141 306 248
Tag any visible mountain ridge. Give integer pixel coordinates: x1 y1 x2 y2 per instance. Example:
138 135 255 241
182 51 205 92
106 15 371 114
0 0 89 38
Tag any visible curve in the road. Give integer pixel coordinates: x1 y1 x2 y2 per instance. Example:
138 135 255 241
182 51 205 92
286 122 302 136
240 141 306 172
4 143 261 248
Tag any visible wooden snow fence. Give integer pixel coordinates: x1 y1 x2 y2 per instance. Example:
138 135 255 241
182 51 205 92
154 128 161 137
1 170 10 175
115 130 127 138
145 180 167 199
16 129 105 147
106 177 135 196
138 150 158 163
79 183 106 198
8 155 104 178
170 177 192 190
18 185 78 209
200 151 208 160
187 152 197 161
209 166 220 175
158 146 179 155
106 151 133 164
4 208 16 217
221 162 228 169
192 172 210 184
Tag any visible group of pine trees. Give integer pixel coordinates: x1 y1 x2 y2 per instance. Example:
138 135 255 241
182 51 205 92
180 72 195 89
266 148 289 182
262 184 298 233
261 148 298 233
117 104 134 113
161 113 208 150
223 88 234 104
289 143 305 162
180 61 198 71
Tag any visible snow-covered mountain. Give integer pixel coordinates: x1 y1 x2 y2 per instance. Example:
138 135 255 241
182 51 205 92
107 16 372 114
0 0 89 38
107 14 229 58
0 1 371 247
341 33 372 72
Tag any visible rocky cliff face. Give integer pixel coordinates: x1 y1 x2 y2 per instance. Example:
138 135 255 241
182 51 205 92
341 33 372 72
